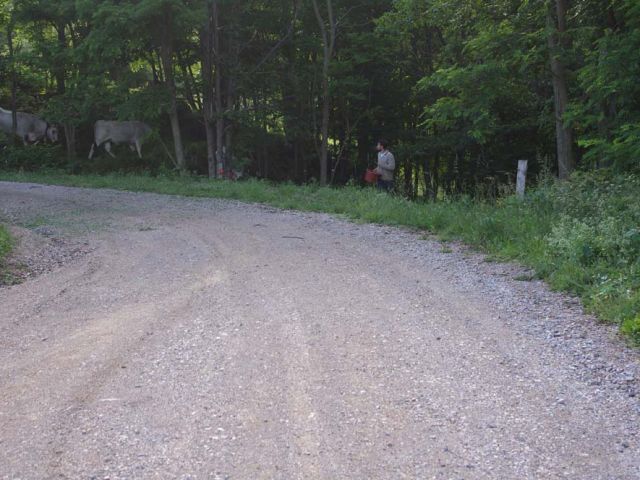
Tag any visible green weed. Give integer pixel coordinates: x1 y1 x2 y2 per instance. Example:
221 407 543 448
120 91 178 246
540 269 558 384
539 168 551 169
0 225 14 283
0 225 12 262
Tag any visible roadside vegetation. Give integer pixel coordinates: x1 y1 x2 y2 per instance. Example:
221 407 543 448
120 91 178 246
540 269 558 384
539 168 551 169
2 169 638 344
0 224 11 258
0 224 13 280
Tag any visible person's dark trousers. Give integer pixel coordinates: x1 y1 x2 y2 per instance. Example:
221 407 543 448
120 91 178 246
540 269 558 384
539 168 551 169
377 179 394 192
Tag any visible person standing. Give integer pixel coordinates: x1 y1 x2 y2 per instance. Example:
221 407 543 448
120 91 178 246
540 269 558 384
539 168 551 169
374 139 396 192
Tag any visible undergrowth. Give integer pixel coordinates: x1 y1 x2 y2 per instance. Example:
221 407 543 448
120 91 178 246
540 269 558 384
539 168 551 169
0 224 13 279
1 169 638 343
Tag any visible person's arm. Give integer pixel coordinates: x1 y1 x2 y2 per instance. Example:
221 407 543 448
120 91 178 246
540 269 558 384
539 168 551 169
373 153 382 175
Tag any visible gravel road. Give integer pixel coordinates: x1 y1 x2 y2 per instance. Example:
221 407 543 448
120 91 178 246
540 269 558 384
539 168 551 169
1 182 639 479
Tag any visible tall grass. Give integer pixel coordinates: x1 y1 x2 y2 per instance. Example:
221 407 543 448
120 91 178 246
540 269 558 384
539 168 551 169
1 169 638 343
0 224 13 266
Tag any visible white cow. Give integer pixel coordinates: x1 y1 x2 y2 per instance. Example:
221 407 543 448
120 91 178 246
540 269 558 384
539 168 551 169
88 120 152 159
0 107 59 145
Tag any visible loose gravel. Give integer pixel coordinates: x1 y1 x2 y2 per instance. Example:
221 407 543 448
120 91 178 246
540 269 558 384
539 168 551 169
0 181 638 479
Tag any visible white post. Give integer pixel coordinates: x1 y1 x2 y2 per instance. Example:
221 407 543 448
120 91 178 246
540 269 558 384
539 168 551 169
516 160 528 199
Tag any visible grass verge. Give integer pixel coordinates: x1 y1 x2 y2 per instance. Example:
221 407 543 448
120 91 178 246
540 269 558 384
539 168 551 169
0 224 14 282
1 169 639 343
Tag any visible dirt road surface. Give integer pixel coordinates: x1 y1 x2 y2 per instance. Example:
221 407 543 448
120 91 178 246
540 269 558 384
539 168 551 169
1 182 639 479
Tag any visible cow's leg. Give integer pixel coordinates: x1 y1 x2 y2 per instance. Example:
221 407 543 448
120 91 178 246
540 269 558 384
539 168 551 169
88 143 96 160
135 141 143 159
104 141 116 158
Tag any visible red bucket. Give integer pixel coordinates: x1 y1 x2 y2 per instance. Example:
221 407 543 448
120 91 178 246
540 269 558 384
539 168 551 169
364 169 379 184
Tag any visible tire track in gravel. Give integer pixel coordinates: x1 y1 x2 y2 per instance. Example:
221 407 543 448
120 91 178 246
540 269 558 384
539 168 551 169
1 182 639 479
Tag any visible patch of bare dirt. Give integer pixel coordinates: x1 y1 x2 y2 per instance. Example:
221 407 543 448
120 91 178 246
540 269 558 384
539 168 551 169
1 225 92 286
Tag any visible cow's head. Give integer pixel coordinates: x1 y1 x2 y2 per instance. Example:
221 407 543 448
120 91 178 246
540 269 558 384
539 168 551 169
46 125 59 143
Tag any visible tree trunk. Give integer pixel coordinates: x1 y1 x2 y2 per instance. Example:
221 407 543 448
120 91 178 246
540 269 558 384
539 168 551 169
312 0 336 186
7 16 18 145
404 159 413 198
432 155 440 200
213 0 225 177
214 70 225 178
293 140 300 183
55 22 76 159
55 23 66 95
204 120 216 177
319 63 330 184
160 16 186 172
177 51 199 112
423 156 435 201
225 82 234 172
201 1 216 178
595 5 620 168
283 33 303 182
445 154 455 196
547 0 575 180
64 125 76 158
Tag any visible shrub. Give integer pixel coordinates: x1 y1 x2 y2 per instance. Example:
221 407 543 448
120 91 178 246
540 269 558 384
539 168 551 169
0 144 67 171
622 316 640 345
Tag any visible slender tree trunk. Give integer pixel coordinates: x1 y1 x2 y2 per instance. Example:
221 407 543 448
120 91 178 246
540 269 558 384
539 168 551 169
445 154 455 196
204 120 216 176
7 16 18 145
64 125 76 158
214 70 224 177
312 0 336 186
294 141 300 183
283 33 303 182
213 0 225 177
318 59 330 184
201 2 217 178
595 6 619 168
225 82 234 173
59 30 75 158
423 156 435 201
433 155 441 199
404 159 413 197
160 19 186 172
453 149 462 194
55 24 66 95
177 51 199 112
54 22 77 159
357 130 369 174
547 0 575 179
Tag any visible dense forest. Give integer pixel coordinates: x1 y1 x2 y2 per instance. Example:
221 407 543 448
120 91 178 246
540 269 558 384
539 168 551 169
1 0 639 196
